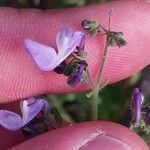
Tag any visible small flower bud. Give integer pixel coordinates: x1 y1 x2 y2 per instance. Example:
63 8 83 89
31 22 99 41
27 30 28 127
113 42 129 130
131 88 144 127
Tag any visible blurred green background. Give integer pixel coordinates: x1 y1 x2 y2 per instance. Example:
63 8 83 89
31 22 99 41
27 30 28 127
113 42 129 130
0 0 149 146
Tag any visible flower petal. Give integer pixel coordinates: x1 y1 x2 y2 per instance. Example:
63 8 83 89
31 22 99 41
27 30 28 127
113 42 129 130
25 99 48 124
56 27 69 51
20 100 29 125
24 39 58 71
0 110 22 131
57 28 84 62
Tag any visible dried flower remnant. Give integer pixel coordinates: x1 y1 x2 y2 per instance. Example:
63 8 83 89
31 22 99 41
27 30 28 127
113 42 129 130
107 32 127 48
131 88 144 127
0 98 48 131
24 27 84 71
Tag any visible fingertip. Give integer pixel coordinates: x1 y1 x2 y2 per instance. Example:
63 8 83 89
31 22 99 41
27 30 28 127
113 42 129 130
10 121 149 150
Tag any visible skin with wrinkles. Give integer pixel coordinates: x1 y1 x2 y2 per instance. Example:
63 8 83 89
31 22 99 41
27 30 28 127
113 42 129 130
0 0 150 149
0 0 150 102
10 121 149 150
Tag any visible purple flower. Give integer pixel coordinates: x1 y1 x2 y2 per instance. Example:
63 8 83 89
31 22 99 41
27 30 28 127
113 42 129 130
0 98 48 131
24 27 84 71
68 60 88 87
131 88 144 126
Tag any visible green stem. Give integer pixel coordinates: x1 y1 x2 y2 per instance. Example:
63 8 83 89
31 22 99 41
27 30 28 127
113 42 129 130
91 88 99 120
89 33 110 121
48 95 74 123
86 68 94 88
95 39 109 88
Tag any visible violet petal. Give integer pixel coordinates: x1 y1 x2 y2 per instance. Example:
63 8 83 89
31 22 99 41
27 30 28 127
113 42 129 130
57 27 84 59
0 110 22 131
0 98 49 131
24 39 58 71
23 98 48 125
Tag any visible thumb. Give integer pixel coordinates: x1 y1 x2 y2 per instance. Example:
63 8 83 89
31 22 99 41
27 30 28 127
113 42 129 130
10 121 149 150
0 0 150 103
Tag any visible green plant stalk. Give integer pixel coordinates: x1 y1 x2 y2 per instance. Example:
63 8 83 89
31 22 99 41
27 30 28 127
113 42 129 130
91 87 100 120
95 37 109 88
86 68 94 88
90 33 110 120
48 95 74 123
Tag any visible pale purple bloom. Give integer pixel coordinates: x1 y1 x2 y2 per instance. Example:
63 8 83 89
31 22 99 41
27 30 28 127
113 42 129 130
132 88 144 126
24 27 84 71
0 98 48 131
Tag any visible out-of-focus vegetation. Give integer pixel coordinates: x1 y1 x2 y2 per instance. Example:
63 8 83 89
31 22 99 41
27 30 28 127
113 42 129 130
0 0 149 146
0 0 112 8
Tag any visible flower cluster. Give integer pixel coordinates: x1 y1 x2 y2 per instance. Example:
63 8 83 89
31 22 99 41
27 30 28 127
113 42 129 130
0 97 62 139
0 98 48 131
25 27 88 87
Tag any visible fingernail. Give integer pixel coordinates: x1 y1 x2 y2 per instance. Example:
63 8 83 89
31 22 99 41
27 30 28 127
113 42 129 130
80 135 131 150
137 0 150 2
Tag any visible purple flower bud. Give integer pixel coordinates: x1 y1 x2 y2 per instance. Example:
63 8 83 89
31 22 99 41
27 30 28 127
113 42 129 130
68 60 88 87
131 88 144 126
0 98 49 131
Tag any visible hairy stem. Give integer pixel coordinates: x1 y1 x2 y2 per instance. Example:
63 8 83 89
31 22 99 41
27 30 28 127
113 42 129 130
90 33 110 121
95 37 109 88
86 68 94 88
91 88 99 120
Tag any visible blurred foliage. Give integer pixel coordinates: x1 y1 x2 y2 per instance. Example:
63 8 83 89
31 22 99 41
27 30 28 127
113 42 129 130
0 0 149 146
0 0 111 8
